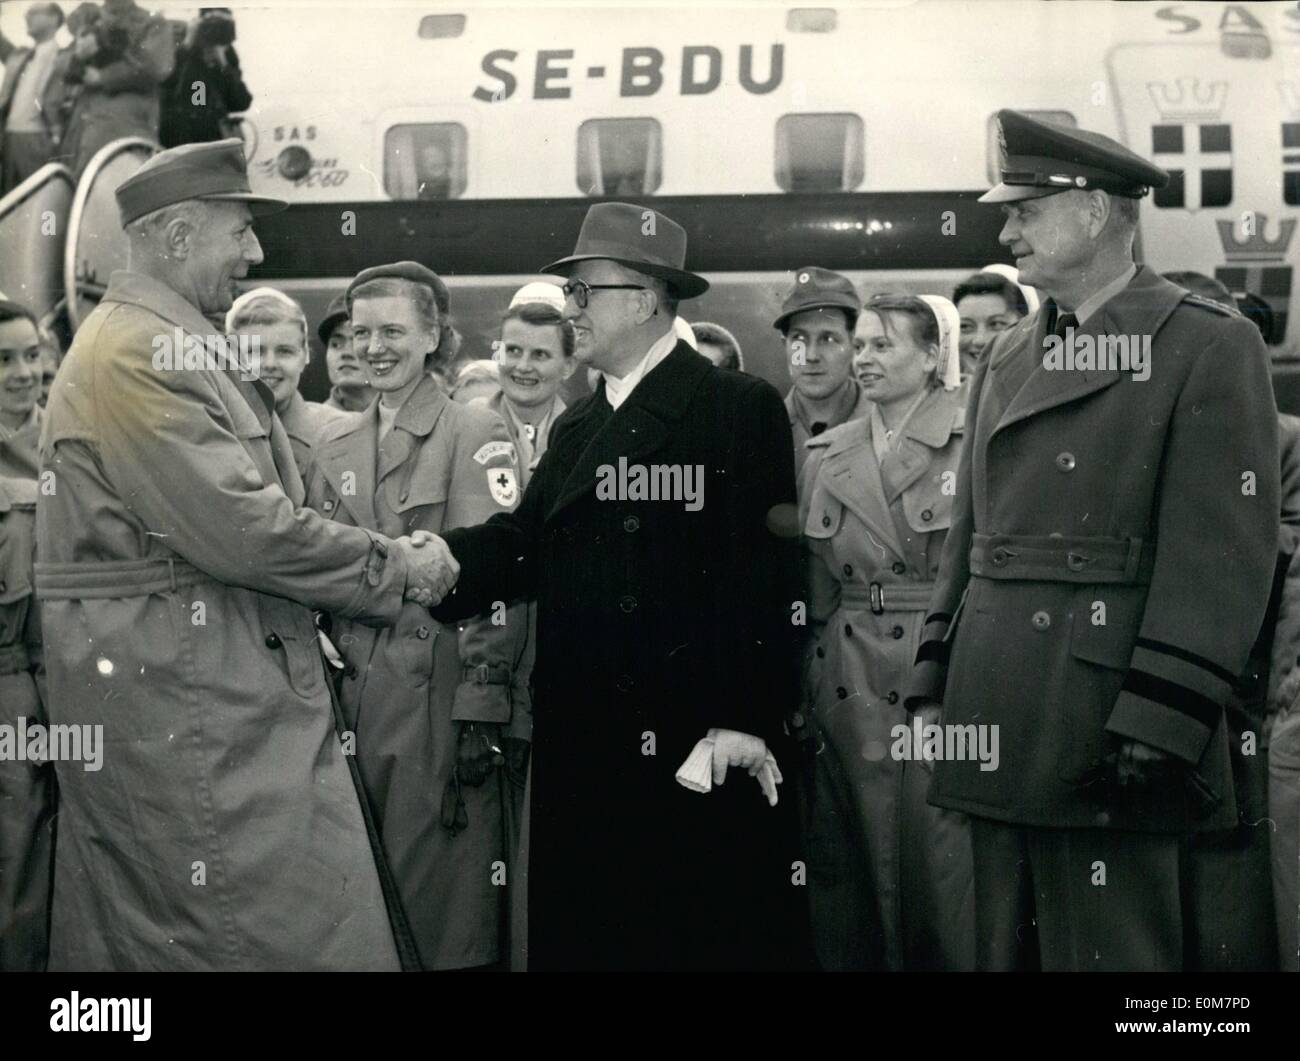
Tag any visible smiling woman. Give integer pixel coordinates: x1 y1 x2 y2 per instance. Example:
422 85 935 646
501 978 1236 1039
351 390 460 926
0 301 43 476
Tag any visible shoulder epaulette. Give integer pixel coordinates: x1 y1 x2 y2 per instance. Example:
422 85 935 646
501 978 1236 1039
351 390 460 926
1182 293 1242 318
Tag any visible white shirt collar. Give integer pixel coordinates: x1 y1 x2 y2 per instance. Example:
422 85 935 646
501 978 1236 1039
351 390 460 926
1071 263 1138 327
601 328 678 411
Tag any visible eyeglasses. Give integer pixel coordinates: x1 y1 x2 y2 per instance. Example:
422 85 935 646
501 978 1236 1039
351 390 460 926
562 278 646 309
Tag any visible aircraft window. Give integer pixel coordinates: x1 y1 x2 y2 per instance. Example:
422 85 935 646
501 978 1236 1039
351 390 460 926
775 113 864 192
985 110 1077 184
418 15 466 39
576 118 663 196
787 9 837 32
384 123 467 200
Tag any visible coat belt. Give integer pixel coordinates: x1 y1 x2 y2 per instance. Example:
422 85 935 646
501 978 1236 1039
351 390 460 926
0 643 30 675
34 557 210 599
839 580 936 613
969 532 1153 584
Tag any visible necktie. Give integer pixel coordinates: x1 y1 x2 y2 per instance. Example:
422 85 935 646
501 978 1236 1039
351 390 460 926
810 421 827 437
1053 311 1078 341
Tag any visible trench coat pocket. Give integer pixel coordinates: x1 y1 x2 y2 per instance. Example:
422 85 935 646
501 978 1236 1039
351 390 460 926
1063 584 1145 782
901 481 953 534
257 594 324 698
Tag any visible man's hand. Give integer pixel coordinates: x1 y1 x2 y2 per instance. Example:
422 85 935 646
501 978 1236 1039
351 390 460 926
396 531 459 607
1111 738 1171 787
709 727 767 785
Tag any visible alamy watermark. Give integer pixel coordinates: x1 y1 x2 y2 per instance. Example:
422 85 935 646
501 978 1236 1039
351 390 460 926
1043 327 1150 382
0 718 103 772
891 718 999 772
152 328 262 381
596 457 704 511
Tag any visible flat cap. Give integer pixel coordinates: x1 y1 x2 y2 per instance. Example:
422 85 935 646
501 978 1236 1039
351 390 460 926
774 266 859 331
981 110 1169 204
346 261 450 316
116 138 287 227
316 291 350 345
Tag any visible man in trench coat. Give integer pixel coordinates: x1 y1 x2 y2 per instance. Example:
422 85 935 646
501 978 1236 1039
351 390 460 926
429 202 811 970
34 140 454 970
907 111 1279 970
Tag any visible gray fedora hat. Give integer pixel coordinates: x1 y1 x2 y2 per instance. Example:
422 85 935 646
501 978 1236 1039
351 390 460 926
541 202 709 299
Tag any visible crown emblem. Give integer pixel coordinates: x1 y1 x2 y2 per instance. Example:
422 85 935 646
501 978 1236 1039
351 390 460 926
1216 213 1296 262
1147 78 1229 122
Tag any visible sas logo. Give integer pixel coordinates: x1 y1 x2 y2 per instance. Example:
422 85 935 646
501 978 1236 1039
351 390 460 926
1215 213 1295 345
1148 78 1232 210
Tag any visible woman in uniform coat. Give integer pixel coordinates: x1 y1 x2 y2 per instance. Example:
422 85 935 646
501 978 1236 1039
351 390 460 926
800 293 974 971
304 263 525 970
226 287 350 479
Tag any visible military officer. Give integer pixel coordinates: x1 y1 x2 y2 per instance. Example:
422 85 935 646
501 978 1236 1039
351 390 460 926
800 293 974 971
907 110 1280 971
776 267 871 481
226 286 351 479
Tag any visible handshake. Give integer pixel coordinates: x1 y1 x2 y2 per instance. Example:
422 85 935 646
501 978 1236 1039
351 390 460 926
394 530 459 607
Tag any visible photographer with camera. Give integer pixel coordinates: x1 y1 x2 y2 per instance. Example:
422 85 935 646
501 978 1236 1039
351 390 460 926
160 8 252 148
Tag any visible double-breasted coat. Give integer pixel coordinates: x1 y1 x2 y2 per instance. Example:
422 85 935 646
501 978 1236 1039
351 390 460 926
800 385 973 970
0 473 51 971
433 344 811 970
908 267 1279 836
305 372 525 970
36 271 412 971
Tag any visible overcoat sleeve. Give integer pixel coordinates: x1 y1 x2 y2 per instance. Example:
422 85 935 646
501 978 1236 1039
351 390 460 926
798 438 839 700
905 355 990 709
708 379 801 745
91 308 409 625
443 408 527 725
1104 315 1280 763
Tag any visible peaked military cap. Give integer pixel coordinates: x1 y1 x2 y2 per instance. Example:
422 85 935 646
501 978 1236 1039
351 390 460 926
116 138 287 226
981 109 1170 204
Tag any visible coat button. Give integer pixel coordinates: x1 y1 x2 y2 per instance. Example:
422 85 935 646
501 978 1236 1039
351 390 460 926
844 624 853 638
1066 553 1089 572
921 508 933 522
842 563 853 577
323 499 335 512
790 711 806 730
836 686 848 700
416 625 430 640
623 515 640 533
991 547 1009 565
619 595 637 613
815 646 825 658
1031 611 1051 630
265 632 282 649
892 562 905 575
822 514 831 528
1055 452 1076 472
616 674 635 692
892 625 904 639
886 691 899 705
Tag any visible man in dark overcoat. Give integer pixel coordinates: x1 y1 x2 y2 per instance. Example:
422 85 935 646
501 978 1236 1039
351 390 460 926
429 202 810 970
908 110 1280 971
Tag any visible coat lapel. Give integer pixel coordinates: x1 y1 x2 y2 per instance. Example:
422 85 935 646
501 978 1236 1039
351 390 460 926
377 374 448 486
318 404 379 529
818 425 906 559
990 267 1184 438
547 342 709 522
880 387 960 504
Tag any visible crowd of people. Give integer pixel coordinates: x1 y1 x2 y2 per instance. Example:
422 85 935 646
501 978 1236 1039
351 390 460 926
0 104 1297 973
0 2 250 193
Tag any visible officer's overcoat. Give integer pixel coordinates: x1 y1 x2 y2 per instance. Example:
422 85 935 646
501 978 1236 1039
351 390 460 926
909 268 1279 833
36 271 409 970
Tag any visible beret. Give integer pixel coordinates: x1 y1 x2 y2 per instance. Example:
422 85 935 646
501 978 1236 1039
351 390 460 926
982 109 1170 204
116 138 286 227
346 261 450 316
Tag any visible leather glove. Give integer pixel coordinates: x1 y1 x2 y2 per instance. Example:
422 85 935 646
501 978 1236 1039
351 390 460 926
456 721 505 787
